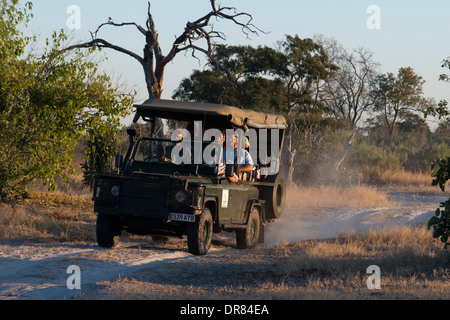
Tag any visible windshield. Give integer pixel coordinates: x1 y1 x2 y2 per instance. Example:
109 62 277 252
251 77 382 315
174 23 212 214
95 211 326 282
133 138 181 163
129 137 221 177
133 138 220 164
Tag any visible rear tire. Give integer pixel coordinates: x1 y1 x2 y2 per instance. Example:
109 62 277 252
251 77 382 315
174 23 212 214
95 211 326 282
96 213 122 248
236 207 261 249
187 208 213 255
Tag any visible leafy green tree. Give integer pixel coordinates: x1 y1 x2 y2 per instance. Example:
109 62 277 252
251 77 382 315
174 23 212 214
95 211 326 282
0 0 134 199
81 127 121 188
428 158 450 247
173 35 337 184
318 44 379 171
174 36 337 113
173 58 288 114
371 67 432 137
427 58 450 248
425 58 450 129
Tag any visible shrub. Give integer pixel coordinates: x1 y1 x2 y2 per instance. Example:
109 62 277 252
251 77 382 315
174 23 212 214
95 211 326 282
428 157 450 247
350 141 402 173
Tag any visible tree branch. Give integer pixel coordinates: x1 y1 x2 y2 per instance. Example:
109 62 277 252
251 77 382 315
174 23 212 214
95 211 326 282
146 2 164 64
62 0 263 99
92 20 147 37
63 39 144 66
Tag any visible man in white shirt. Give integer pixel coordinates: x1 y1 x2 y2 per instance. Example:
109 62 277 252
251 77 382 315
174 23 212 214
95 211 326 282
218 131 254 183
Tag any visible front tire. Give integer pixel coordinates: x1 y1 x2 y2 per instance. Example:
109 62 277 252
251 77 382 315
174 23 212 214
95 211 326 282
187 208 213 255
236 207 261 249
96 213 122 248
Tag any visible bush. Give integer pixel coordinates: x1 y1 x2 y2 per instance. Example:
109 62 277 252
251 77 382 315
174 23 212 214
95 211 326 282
428 157 450 247
81 128 121 188
0 1 133 199
350 141 402 173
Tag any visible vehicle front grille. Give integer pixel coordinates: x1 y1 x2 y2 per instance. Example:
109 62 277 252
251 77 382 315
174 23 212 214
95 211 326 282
118 175 170 217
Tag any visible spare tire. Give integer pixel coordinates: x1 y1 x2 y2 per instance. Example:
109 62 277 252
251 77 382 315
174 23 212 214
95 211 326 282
262 174 286 220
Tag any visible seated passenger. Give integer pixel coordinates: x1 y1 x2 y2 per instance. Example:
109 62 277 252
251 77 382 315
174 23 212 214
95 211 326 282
150 144 172 163
218 132 254 183
165 132 183 160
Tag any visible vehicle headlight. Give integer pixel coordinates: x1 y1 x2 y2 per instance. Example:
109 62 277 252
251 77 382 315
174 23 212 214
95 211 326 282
111 185 120 197
175 191 186 203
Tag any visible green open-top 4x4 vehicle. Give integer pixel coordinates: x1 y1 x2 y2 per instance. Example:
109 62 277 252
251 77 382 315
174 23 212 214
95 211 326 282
92 99 287 255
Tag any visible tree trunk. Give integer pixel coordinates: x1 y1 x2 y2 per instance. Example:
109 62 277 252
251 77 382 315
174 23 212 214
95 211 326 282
335 128 357 172
143 41 164 136
389 120 397 137
62 0 260 138
287 147 296 185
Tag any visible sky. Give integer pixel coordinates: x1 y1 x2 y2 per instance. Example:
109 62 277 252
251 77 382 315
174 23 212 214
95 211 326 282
22 0 450 125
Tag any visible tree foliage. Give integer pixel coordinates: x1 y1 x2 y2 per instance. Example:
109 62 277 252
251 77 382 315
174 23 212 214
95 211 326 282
425 58 450 129
172 35 338 184
320 46 378 128
318 44 379 171
428 158 450 247
173 36 337 115
371 67 431 137
426 57 450 248
81 128 121 188
0 0 134 199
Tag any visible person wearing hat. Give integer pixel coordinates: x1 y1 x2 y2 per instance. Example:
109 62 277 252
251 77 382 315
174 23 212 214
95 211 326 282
219 131 254 183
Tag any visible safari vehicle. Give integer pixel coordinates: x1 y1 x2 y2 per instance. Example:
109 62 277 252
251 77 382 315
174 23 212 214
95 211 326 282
92 98 287 255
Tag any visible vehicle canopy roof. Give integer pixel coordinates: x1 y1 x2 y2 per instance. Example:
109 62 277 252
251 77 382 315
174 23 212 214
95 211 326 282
133 99 287 130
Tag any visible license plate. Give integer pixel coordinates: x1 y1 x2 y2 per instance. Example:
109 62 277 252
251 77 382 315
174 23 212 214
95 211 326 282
168 213 195 223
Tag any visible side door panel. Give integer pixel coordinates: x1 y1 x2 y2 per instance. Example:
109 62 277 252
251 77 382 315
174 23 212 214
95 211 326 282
206 182 258 225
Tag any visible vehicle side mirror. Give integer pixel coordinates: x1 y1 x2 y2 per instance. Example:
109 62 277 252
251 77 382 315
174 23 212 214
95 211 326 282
115 155 123 169
127 129 136 137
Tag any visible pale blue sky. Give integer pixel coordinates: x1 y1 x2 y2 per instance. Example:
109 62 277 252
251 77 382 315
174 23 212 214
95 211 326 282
24 0 450 122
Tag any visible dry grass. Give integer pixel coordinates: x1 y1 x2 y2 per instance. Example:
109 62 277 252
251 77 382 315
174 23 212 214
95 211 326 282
0 191 96 242
1 182 448 300
377 169 433 186
365 168 433 186
282 226 444 274
84 224 449 300
276 225 450 299
1 184 392 242
285 184 392 210
361 168 449 194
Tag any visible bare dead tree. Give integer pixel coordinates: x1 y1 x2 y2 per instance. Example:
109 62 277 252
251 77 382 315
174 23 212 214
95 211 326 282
63 1 262 99
283 119 326 185
319 46 379 171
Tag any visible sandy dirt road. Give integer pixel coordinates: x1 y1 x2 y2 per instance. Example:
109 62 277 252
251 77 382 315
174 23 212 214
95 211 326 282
264 191 447 244
0 237 236 300
0 190 447 300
